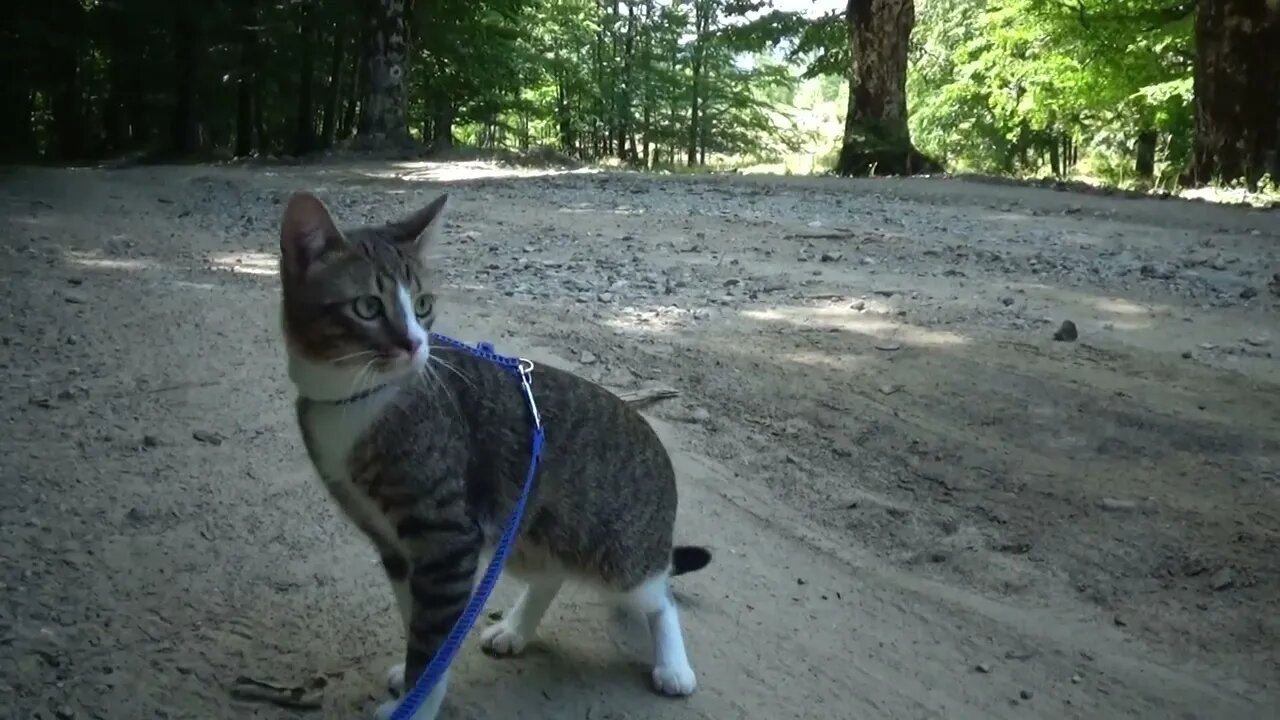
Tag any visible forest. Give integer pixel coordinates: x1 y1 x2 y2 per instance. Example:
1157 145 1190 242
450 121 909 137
2 0 1277 192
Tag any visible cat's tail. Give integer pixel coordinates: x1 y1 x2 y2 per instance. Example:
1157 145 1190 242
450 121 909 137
671 545 713 576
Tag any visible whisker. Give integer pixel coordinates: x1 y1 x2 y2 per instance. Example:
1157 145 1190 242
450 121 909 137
425 362 464 425
429 354 477 391
331 350 378 364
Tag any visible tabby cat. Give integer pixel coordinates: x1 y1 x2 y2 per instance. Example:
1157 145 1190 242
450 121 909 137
277 192 711 720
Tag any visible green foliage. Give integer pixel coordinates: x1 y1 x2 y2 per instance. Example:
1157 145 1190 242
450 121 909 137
908 0 1195 184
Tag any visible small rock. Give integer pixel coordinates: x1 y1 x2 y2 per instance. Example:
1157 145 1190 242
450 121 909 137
1053 320 1078 342
1239 287 1258 299
851 300 866 311
1139 262 1177 280
596 292 615 303
142 435 161 448
820 251 843 263
1000 297 1015 307
975 662 993 674
63 291 88 304
1020 690 1034 700
1113 615 1127 627
874 341 902 352
192 430 223 446
1070 674 1082 684
1181 350 1193 359
878 384 902 396
1209 567 1235 591
1244 336 1270 348
687 407 712 423
578 351 598 365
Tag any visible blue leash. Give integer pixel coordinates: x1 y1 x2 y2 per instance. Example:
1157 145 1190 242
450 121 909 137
389 333 545 720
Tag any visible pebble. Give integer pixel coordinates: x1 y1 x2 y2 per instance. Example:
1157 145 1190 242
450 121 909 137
1019 689 1033 700
1096 497 1140 512
1053 320 1078 342
578 351 598 365
975 662 992 673
1209 567 1235 591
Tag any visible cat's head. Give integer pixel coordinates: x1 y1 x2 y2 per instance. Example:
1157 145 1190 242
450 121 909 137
277 192 448 401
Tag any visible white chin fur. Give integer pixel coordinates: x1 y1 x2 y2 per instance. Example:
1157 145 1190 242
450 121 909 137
286 349 428 402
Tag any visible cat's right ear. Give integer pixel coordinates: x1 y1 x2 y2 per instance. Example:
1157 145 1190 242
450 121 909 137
280 192 345 277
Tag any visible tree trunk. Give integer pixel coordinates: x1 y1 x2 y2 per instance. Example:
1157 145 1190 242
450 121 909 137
1135 129 1157 180
1188 0 1280 189
320 23 345 148
687 0 708 166
294 4 317 155
341 35 363 140
358 0 414 145
170 3 200 156
430 93 454 148
234 0 259 157
835 0 939 176
49 0 86 160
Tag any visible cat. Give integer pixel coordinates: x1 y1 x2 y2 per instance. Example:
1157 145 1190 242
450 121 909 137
276 191 712 720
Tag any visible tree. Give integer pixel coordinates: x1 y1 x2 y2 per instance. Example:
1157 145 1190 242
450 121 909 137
1188 0 1280 189
358 0 414 144
835 0 939 176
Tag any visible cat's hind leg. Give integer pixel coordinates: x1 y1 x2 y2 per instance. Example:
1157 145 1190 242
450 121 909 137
481 573 564 656
618 572 697 697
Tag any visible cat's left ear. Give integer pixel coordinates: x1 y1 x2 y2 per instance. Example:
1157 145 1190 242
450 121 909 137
389 193 449 257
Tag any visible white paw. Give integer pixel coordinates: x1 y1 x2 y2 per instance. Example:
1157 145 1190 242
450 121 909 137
386 662 405 696
651 663 697 696
374 699 400 720
480 620 529 656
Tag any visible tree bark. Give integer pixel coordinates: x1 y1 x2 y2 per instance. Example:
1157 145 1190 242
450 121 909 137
835 0 940 176
1188 0 1280 189
358 0 414 145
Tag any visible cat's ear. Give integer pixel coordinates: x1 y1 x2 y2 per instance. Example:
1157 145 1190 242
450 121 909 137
280 192 345 276
389 193 449 256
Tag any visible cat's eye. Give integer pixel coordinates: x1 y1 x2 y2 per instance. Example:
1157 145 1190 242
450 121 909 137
351 295 383 320
413 293 434 319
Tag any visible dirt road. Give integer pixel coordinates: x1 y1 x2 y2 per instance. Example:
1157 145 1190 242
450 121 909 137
1 160 1277 719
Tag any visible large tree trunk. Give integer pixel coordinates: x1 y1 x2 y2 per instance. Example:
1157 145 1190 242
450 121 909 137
1188 0 1280 189
835 0 939 176
357 0 414 145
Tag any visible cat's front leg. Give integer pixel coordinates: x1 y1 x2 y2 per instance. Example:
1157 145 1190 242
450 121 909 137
375 528 482 720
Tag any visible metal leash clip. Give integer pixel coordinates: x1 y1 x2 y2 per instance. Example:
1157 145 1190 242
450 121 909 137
517 358 542 430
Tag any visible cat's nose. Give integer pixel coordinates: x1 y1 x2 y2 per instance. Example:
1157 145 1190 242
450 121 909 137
408 338 424 355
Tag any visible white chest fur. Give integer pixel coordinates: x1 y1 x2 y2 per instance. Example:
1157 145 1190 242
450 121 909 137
300 389 404 548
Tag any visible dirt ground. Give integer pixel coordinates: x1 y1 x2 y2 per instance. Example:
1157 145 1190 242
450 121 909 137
1 160 1278 720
